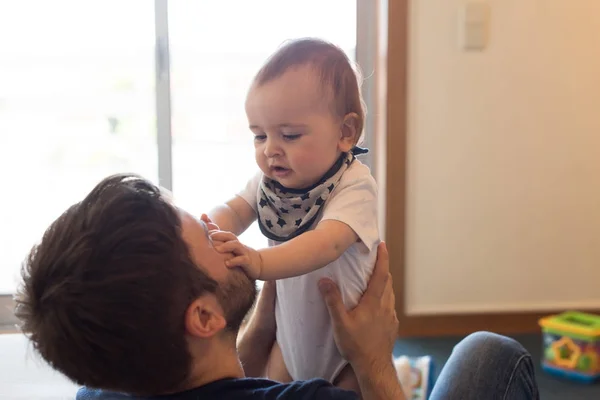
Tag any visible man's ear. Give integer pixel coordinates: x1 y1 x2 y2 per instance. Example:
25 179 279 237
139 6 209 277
339 112 360 152
185 294 227 339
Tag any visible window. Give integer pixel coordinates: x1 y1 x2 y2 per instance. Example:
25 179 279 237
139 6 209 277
0 0 375 327
0 0 156 326
168 1 358 250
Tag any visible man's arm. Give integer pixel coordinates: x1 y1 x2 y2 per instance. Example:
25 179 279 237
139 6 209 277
352 360 404 400
319 242 406 400
209 196 257 236
236 281 276 377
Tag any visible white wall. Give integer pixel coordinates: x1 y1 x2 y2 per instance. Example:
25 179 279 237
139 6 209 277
405 0 600 314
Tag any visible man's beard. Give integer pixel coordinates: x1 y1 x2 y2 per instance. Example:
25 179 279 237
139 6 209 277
216 270 257 333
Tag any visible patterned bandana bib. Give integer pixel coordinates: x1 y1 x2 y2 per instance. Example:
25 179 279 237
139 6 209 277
257 146 368 242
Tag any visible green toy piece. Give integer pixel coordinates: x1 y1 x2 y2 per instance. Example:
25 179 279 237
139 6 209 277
577 355 591 372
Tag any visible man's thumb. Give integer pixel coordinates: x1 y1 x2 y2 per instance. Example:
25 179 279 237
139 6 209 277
319 279 347 325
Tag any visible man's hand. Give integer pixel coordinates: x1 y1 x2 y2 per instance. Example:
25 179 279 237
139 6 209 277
319 242 399 368
319 242 404 399
210 231 263 279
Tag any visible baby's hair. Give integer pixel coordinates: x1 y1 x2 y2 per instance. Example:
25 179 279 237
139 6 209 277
253 38 366 144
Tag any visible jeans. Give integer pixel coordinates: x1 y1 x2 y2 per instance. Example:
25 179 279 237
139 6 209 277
430 331 540 400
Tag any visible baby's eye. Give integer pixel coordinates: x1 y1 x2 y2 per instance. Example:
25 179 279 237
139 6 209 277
283 133 301 141
254 134 267 142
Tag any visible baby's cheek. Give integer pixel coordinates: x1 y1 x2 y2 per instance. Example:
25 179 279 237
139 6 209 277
293 150 319 168
255 153 269 169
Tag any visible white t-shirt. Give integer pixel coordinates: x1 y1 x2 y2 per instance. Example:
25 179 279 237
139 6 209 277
237 160 380 382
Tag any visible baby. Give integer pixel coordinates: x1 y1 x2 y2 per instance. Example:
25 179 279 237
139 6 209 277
209 38 379 393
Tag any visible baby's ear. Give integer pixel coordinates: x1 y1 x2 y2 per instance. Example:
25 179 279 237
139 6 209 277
339 113 360 152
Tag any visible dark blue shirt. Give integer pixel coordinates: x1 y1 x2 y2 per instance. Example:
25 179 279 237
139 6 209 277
76 378 358 400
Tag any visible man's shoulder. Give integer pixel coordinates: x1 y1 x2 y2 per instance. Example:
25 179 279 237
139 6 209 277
244 378 359 399
76 378 358 400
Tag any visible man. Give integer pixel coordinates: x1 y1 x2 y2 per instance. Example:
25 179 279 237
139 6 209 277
15 174 540 399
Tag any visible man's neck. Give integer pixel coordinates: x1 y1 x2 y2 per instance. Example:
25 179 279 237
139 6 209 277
182 337 245 392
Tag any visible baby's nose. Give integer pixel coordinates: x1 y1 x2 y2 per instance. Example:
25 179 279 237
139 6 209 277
264 139 282 157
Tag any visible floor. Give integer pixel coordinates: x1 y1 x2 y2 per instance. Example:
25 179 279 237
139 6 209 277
0 333 78 399
393 333 600 400
2 332 599 399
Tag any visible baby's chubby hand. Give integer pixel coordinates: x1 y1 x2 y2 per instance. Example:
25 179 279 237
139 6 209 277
200 214 224 245
200 214 220 232
210 230 263 280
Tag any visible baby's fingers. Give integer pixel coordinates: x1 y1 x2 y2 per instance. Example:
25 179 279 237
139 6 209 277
200 214 220 231
216 240 245 255
210 230 238 243
211 240 225 248
225 255 251 268
225 255 260 279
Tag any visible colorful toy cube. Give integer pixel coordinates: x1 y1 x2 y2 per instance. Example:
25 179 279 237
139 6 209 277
539 311 600 383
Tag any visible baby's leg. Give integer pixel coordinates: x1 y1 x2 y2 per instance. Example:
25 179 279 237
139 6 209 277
265 340 293 383
333 364 361 395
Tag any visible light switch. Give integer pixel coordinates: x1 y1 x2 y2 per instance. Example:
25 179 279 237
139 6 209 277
459 1 490 51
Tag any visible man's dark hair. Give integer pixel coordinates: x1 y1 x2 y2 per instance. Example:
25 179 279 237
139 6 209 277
14 174 218 395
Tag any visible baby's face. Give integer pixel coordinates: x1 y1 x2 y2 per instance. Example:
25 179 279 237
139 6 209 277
245 66 352 189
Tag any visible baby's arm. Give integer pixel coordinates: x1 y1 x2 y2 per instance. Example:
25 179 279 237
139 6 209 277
210 171 260 235
258 220 358 280
209 196 257 236
214 219 358 280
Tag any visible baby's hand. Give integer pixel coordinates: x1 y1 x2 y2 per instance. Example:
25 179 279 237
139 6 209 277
210 231 263 279
201 214 238 260
200 213 220 233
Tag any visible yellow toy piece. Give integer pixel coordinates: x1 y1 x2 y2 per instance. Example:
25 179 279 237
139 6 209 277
551 337 581 369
